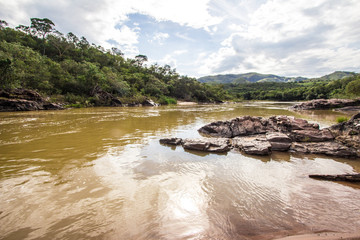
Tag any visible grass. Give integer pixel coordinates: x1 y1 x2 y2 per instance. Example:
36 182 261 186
336 116 349 123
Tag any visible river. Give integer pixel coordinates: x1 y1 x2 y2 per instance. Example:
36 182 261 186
1 102 360 240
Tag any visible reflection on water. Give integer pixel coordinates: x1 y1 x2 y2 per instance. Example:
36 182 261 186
0 102 359 240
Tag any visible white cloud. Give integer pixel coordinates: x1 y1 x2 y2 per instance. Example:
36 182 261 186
1 0 359 77
150 32 169 45
199 0 360 77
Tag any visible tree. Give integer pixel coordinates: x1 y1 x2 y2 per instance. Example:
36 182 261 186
0 20 8 30
135 54 148 67
345 78 360 96
48 31 71 59
111 47 124 56
30 18 55 54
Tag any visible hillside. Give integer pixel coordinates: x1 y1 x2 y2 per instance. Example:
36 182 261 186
0 18 230 107
198 72 307 84
313 71 357 81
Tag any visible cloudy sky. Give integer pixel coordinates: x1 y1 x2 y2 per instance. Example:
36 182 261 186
1 0 359 78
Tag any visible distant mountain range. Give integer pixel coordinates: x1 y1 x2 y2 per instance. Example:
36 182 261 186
197 71 356 84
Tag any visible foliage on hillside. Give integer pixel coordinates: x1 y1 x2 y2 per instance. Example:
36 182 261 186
198 72 307 84
225 74 360 101
0 18 229 106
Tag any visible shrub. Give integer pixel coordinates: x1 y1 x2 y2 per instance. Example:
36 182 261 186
336 116 349 123
158 96 177 105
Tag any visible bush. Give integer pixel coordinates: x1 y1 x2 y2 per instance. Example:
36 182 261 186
336 116 349 123
158 96 177 105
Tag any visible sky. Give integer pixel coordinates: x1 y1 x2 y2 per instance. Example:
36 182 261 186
1 0 359 78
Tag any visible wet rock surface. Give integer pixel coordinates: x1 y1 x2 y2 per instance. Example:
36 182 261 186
0 89 63 112
290 98 360 111
160 114 360 158
309 173 360 182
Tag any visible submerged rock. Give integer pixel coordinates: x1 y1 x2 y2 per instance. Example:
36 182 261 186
159 138 183 145
309 173 360 182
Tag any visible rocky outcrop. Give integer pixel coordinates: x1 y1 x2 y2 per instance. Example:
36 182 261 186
142 99 159 107
328 112 360 152
0 89 63 112
290 98 360 111
160 114 360 158
90 85 122 106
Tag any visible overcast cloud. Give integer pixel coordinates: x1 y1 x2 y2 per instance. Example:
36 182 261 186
1 0 359 77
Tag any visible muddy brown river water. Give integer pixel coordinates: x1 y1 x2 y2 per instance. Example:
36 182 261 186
1 102 360 240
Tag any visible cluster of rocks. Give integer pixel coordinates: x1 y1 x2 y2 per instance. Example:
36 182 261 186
0 89 63 112
160 114 360 158
291 98 360 111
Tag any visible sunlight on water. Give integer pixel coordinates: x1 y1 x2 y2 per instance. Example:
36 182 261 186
0 103 359 240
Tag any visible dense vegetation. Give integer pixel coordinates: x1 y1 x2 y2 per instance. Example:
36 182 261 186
0 18 229 106
224 74 360 101
0 18 358 106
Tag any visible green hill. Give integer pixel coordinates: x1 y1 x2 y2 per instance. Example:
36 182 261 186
198 72 307 84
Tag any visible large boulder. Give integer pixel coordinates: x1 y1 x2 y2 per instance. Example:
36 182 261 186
198 115 321 138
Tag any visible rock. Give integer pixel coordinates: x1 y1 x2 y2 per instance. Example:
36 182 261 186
291 98 360 111
309 174 360 182
290 129 334 142
334 106 360 113
0 98 44 111
267 115 320 132
142 99 158 107
232 135 272 155
198 116 270 138
290 141 358 158
198 115 321 138
266 132 292 151
329 113 360 156
91 85 122 106
161 113 360 158
198 120 233 138
159 138 183 145
182 138 230 153
0 89 63 112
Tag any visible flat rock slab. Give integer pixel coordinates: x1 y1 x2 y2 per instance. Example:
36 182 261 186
309 174 360 182
182 138 230 153
290 141 358 158
231 135 271 155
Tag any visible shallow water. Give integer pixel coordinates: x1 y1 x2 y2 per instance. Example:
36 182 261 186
1 102 360 240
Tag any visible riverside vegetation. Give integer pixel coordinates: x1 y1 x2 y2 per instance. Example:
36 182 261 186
0 18 359 108
0 18 229 107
